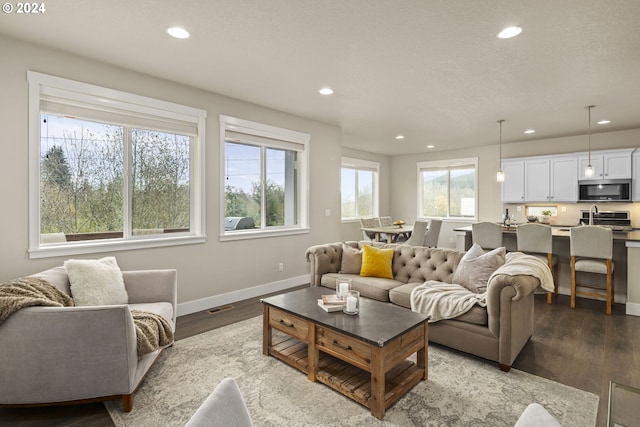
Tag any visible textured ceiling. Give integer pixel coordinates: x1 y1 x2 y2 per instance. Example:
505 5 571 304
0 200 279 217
2 0 640 155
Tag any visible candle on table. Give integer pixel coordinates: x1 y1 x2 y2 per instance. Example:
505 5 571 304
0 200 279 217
339 282 349 297
346 295 357 312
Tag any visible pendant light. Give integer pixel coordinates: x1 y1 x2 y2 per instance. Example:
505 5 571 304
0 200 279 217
585 105 595 177
496 119 505 182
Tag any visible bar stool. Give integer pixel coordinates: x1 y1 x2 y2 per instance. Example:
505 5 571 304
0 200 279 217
516 223 559 304
472 222 503 250
570 226 615 314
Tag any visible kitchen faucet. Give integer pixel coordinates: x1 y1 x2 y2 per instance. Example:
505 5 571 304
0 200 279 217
588 204 598 225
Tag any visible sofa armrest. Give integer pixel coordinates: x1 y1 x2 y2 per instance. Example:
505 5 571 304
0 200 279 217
0 305 138 404
123 269 177 324
305 242 346 287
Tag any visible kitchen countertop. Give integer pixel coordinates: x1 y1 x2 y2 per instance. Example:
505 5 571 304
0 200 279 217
453 224 640 242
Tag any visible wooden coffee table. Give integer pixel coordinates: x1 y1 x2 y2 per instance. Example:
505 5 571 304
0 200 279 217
262 287 429 419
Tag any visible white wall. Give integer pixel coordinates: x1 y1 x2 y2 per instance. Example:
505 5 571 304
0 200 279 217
0 35 344 314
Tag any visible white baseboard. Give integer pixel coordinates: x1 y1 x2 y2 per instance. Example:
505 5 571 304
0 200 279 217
626 302 640 317
176 275 309 317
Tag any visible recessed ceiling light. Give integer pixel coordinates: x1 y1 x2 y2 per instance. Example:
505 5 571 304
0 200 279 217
395 135 405 140
167 27 190 39
497 26 522 39
524 129 536 134
597 120 611 125
318 87 334 95
426 145 435 149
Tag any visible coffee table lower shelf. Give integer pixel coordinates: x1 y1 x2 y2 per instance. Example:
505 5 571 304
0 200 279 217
269 333 424 412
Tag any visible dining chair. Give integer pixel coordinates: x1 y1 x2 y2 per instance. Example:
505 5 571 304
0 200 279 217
516 223 558 304
360 217 381 241
403 220 429 246
378 216 395 242
472 222 503 250
423 219 442 247
570 225 615 314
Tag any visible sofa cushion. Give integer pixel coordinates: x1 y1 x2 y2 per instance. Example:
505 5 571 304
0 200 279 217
452 244 506 293
340 244 362 274
360 245 394 279
129 302 174 327
321 273 403 302
30 266 71 295
63 256 129 306
389 282 488 325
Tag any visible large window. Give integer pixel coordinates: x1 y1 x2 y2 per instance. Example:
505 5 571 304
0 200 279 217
220 115 309 239
341 157 379 220
28 71 207 258
418 158 477 219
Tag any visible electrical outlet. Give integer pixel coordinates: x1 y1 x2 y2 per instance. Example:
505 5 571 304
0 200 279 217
561 206 567 213
278 262 284 272
325 209 331 217
517 205 522 212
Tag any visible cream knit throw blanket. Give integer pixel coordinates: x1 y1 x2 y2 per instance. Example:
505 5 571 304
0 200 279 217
0 277 173 356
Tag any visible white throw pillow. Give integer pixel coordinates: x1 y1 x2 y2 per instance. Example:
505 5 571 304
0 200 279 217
64 256 128 306
452 244 506 294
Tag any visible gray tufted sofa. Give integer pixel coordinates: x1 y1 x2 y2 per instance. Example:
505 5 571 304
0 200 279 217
305 241 541 371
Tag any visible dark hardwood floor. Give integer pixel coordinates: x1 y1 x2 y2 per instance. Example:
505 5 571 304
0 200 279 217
1 289 638 426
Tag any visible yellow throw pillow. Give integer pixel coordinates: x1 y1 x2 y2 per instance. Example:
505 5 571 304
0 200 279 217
360 245 394 279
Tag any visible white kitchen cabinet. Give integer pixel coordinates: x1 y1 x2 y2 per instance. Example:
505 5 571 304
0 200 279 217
578 149 633 180
549 156 578 201
501 159 525 202
523 156 578 202
524 158 550 201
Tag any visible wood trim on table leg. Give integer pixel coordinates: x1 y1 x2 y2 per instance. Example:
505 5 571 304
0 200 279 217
307 322 317 382
262 305 271 356
416 322 428 381
369 346 385 420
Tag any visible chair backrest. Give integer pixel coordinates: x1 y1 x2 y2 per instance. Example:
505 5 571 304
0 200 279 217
570 226 613 260
185 378 253 427
404 220 429 246
378 216 393 227
517 223 552 254
423 219 442 247
360 217 381 240
472 222 503 250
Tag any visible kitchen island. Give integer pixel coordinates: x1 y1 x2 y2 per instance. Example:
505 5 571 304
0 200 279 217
454 224 640 316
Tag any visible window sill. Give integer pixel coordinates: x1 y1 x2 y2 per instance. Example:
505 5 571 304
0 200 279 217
219 227 310 241
28 235 207 259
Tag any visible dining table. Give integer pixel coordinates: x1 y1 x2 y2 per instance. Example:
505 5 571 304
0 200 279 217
360 224 413 243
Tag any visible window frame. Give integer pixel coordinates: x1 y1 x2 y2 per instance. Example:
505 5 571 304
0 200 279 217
28 71 207 259
340 157 380 221
219 115 310 241
417 157 478 221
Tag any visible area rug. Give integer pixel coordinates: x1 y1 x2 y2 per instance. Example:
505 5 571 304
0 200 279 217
106 316 598 426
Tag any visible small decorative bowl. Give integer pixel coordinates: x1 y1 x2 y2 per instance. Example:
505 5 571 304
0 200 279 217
527 216 538 223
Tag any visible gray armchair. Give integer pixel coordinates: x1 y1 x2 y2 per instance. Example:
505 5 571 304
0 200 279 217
0 266 177 412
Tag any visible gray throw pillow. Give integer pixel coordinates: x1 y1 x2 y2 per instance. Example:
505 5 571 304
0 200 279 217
340 244 363 274
452 244 506 293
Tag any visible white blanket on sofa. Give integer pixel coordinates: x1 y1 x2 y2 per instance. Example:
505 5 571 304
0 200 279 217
489 251 555 293
410 252 555 322
410 281 487 323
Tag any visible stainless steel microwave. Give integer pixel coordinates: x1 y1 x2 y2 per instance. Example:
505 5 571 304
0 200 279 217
578 179 631 202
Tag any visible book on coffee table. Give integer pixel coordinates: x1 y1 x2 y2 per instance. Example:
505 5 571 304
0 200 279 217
317 299 345 312
321 294 344 305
